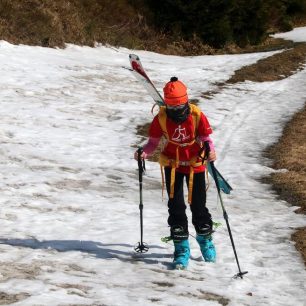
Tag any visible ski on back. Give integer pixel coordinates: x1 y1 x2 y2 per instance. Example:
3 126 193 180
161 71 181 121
126 54 233 194
128 54 164 106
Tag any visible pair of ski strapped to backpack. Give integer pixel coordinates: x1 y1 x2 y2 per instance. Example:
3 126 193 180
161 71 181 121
125 53 233 199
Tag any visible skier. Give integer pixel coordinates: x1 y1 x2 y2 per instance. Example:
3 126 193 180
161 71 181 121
134 77 216 269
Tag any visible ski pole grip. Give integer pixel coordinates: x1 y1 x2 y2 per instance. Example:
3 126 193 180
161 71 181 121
204 141 210 153
137 147 143 161
204 141 211 163
137 147 144 179
204 141 220 192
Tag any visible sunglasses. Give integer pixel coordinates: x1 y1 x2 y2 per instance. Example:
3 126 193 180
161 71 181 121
166 103 188 110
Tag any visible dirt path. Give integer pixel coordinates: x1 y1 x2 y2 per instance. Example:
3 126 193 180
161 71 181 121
263 106 306 264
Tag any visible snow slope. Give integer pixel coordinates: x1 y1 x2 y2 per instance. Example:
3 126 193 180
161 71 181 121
0 27 305 306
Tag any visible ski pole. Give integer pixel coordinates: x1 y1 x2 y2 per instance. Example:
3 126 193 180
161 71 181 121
204 142 248 279
134 147 149 253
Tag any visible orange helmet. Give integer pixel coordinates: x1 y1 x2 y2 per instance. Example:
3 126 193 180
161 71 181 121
163 77 188 106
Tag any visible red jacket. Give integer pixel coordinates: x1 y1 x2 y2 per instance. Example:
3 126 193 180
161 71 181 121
149 112 213 173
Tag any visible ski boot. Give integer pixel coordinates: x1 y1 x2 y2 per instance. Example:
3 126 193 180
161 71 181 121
171 225 190 269
173 239 190 269
195 224 216 262
196 235 216 262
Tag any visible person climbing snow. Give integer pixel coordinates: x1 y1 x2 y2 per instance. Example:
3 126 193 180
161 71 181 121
134 77 217 269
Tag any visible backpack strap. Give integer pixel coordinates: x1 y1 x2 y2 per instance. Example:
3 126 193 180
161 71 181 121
190 103 201 138
158 106 169 139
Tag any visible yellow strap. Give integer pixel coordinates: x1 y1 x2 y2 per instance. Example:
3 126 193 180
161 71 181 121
159 153 205 203
187 156 201 204
158 106 168 138
190 104 201 138
170 166 176 199
188 166 194 204
175 146 179 168
159 155 178 200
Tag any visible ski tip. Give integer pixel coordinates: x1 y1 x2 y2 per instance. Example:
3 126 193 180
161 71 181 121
129 54 139 60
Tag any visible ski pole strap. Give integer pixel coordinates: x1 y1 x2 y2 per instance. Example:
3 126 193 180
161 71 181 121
199 141 210 165
201 141 210 192
199 146 205 165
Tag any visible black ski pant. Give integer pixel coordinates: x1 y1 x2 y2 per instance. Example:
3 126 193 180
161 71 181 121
165 167 213 238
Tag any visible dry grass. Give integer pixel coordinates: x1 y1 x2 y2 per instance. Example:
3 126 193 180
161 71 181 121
1 1 305 56
0 0 219 53
264 108 306 213
228 42 306 83
0 0 152 48
0 0 220 54
263 106 306 264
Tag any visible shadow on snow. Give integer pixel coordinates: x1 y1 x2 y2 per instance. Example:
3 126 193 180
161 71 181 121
0 238 172 267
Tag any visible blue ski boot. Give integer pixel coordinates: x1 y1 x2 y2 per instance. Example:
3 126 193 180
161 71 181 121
173 239 190 269
196 235 216 262
170 225 190 269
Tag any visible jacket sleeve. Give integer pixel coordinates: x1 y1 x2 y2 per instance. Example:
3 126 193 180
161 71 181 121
197 112 213 136
197 113 215 151
143 137 160 155
197 135 215 152
142 115 163 155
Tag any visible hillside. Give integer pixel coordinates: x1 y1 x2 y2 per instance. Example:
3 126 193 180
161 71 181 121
0 0 306 55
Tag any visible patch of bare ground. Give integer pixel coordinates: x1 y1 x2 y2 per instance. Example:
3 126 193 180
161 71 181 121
0 262 41 280
221 37 296 54
202 39 300 99
0 292 30 305
227 42 306 83
198 291 229 305
263 105 306 265
180 290 230 305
